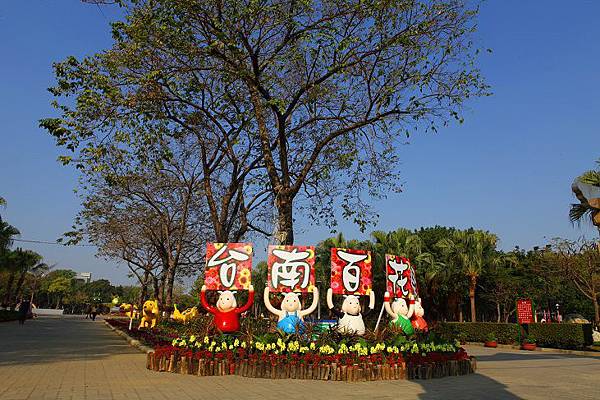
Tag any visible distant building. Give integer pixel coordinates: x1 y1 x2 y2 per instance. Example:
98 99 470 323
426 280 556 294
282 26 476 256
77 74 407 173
75 272 92 284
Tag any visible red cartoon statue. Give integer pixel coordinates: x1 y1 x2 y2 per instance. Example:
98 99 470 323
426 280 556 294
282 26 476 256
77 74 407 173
200 284 254 333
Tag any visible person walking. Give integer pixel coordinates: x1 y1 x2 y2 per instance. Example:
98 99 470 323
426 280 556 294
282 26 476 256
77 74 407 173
18 299 31 325
90 305 97 321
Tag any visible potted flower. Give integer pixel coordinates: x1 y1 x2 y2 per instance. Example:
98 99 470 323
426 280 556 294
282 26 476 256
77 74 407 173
484 333 498 348
521 335 537 351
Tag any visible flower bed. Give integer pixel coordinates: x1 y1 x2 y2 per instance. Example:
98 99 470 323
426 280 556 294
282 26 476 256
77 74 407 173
105 316 477 381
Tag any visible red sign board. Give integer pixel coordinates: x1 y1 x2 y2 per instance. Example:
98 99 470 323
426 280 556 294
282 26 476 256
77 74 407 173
267 245 315 293
204 243 253 290
330 248 372 295
385 255 418 298
517 299 533 324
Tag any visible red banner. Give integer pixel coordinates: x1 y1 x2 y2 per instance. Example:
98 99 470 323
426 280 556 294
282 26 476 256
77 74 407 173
385 255 417 298
204 243 253 290
330 248 372 295
267 245 315 293
517 299 533 324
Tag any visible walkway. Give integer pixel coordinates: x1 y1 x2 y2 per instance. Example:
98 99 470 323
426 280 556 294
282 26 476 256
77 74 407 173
0 317 599 400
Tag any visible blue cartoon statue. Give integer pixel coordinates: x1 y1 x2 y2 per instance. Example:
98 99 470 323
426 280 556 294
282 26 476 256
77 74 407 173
263 287 319 334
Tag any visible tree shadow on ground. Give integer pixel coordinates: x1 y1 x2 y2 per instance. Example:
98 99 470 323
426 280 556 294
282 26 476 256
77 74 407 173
414 373 522 400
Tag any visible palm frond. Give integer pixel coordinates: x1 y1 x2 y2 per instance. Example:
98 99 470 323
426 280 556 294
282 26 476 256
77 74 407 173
569 203 593 225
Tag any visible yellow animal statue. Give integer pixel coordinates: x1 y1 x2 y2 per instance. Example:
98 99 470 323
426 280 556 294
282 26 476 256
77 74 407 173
181 306 199 324
120 303 139 319
138 300 159 329
171 304 199 324
170 304 185 323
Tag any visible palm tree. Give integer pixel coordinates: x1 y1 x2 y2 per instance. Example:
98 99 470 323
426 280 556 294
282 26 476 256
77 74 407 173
0 220 20 257
437 230 502 322
2 249 42 306
570 159 600 233
14 252 44 300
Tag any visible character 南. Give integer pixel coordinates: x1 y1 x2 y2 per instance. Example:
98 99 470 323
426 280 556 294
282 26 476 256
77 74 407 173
326 288 375 336
263 286 319 334
200 284 254 333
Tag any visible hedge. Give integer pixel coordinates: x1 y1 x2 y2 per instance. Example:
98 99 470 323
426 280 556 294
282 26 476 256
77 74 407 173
434 322 519 345
528 323 593 349
434 322 593 349
0 310 20 322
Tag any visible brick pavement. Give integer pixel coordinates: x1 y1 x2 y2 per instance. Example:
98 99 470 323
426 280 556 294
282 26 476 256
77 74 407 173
1 317 599 400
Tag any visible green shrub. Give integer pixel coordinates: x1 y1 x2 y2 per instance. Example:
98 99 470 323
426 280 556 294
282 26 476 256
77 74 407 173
0 310 20 322
434 322 519 344
434 322 594 349
528 323 593 349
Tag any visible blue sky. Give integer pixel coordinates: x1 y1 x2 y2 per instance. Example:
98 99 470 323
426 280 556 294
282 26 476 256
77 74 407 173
0 1 598 285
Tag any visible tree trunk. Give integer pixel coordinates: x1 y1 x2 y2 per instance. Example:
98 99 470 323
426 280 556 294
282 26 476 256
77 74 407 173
3 272 15 307
165 264 176 309
14 270 27 303
496 302 501 323
138 270 150 310
469 275 477 322
593 295 599 326
274 195 294 245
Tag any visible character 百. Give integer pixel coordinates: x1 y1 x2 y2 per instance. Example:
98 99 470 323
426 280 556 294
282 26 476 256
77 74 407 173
326 288 375 336
263 286 319 334
200 284 254 333
383 292 415 335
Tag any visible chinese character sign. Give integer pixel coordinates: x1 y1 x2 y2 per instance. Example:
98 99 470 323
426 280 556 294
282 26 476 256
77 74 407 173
330 248 372 295
267 245 315 292
385 255 417 298
204 243 253 290
517 299 533 324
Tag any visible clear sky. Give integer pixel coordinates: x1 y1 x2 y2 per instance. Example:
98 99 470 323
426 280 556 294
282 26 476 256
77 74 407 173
0 1 598 285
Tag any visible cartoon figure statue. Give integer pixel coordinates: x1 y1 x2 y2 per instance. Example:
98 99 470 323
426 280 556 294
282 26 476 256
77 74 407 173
383 292 415 336
326 288 375 336
200 284 254 333
138 300 159 329
263 287 319 334
411 297 428 332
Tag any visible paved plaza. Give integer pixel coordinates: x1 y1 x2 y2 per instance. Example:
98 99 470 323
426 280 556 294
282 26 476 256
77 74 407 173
0 317 599 400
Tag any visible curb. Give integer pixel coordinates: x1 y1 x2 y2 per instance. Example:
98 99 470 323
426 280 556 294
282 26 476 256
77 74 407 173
104 320 154 354
466 341 600 357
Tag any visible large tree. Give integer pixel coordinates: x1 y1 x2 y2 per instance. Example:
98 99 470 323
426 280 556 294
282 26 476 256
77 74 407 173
571 158 600 232
46 0 488 246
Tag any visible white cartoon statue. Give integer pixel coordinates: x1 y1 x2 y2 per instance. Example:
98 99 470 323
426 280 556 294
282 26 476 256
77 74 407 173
326 288 375 336
263 286 319 334
383 292 415 335
411 297 428 332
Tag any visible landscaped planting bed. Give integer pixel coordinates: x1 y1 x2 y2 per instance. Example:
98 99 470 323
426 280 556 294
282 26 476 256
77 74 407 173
106 317 476 381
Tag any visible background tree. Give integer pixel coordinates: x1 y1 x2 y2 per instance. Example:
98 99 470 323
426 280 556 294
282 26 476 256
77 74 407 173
437 229 504 322
542 238 600 325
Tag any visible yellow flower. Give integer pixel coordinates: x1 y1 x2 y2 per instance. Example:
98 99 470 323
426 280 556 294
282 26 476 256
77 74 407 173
241 342 247 349
234 339 240 347
309 342 316 350
204 336 209 344
189 335 196 343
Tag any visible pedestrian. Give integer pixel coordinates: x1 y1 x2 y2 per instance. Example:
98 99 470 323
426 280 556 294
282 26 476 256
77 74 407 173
18 299 31 325
85 304 91 319
91 305 98 321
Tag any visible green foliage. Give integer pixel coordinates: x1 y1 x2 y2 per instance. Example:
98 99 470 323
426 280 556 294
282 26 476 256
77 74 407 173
0 310 20 322
528 323 593 349
434 322 520 345
435 322 594 349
